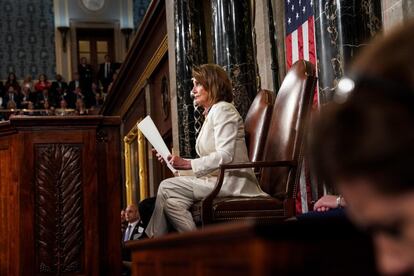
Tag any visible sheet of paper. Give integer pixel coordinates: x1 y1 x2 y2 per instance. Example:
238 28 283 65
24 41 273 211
137 116 178 175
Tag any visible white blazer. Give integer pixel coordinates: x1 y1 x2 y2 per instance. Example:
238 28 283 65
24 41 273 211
190 101 268 199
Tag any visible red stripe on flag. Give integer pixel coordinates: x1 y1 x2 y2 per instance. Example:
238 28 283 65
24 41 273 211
308 16 316 65
286 34 293 69
297 25 304 61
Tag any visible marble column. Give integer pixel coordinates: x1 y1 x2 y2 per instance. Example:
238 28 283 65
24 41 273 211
174 0 208 158
314 0 382 104
211 0 257 118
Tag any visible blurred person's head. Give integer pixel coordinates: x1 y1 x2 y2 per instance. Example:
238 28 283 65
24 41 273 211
43 100 50 109
60 99 67 109
24 75 32 83
8 86 15 94
312 20 414 275
55 74 63 82
191 64 233 110
76 98 85 114
73 72 80 81
121 210 126 223
7 100 16 109
38 74 47 82
125 204 140 223
27 101 34 110
7 72 16 81
104 55 111 63
22 86 30 95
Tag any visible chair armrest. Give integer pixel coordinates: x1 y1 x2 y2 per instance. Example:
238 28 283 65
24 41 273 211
199 160 296 224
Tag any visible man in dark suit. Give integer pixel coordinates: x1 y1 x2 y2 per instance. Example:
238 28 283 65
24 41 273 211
122 204 146 257
98 55 117 94
79 57 98 108
67 72 82 109
122 204 146 275
78 57 93 90
50 74 68 108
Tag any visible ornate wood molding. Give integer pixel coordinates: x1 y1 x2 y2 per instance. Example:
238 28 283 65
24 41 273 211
35 144 83 273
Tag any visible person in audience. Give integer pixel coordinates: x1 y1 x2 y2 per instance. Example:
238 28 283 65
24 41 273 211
67 73 81 109
5 72 21 93
50 74 68 108
122 204 146 269
121 209 127 234
311 20 414 276
75 98 87 115
34 74 51 94
0 81 5 101
98 55 116 94
3 86 22 109
123 204 146 242
146 64 268 238
68 72 80 93
0 81 6 108
60 99 68 109
22 101 36 116
78 57 93 95
20 85 32 109
22 75 34 92
36 89 51 109
83 82 97 109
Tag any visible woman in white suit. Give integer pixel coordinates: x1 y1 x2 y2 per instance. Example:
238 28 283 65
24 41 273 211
145 64 268 237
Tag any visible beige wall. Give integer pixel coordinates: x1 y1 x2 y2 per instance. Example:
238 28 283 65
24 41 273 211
382 0 414 31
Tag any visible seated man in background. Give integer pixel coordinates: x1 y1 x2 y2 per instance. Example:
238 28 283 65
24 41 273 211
121 202 152 275
311 20 414 276
123 204 145 243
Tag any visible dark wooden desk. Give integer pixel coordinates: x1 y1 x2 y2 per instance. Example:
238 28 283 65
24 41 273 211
0 116 122 275
128 218 378 276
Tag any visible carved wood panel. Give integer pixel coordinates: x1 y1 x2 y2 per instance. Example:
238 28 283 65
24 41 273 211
34 144 83 274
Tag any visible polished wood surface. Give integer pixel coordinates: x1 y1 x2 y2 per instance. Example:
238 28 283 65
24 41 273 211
0 116 122 275
128 218 378 276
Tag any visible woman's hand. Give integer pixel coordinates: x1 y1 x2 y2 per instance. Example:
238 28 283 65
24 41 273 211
167 155 192 170
313 195 345 212
152 149 192 170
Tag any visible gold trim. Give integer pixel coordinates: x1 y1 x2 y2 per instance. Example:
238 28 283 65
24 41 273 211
120 35 168 117
123 138 133 205
138 128 149 199
123 118 149 204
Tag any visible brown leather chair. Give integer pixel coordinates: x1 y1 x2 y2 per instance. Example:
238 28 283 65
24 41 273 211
191 60 317 226
244 89 274 162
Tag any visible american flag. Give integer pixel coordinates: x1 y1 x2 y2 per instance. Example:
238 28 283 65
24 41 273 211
285 0 318 214
285 0 316 68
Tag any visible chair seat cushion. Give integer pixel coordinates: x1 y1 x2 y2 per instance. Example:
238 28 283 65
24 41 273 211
192 197 286 223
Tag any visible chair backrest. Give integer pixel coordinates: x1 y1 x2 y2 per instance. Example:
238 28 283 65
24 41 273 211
244 89 274 162
259 60 316 201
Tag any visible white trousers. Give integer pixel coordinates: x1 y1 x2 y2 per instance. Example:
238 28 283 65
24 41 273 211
145 176 197 237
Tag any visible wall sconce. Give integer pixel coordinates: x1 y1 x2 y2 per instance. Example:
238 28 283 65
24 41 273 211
121 28 133 50
57 26 70 52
